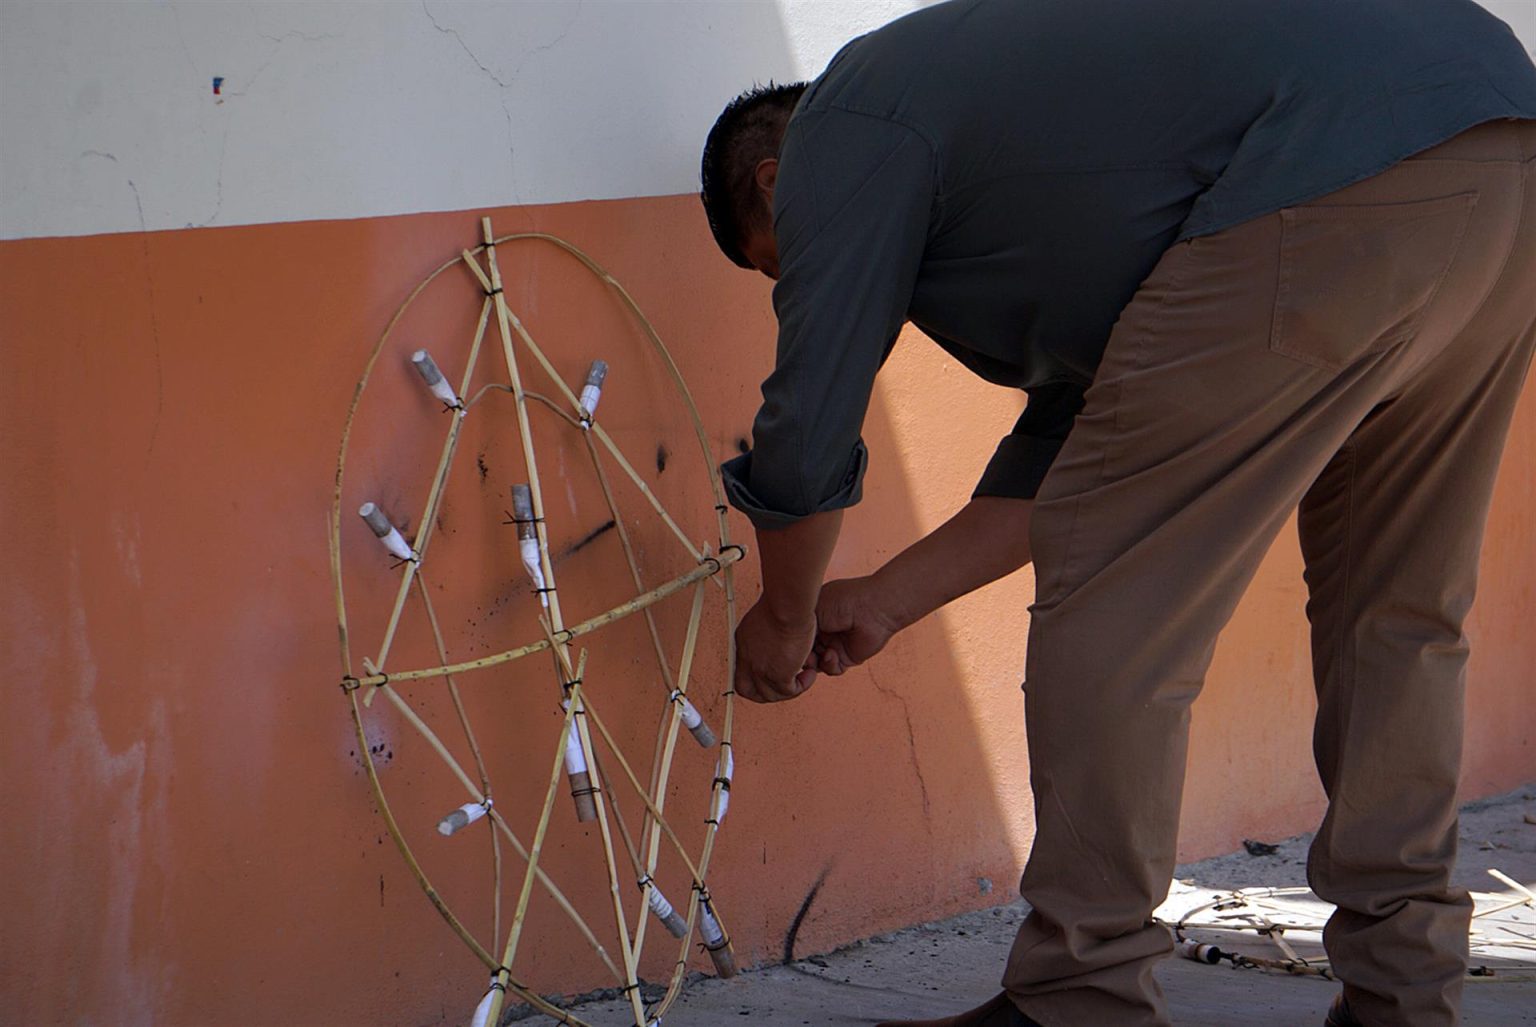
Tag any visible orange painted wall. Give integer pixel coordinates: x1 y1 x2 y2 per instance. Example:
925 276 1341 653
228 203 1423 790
1 194 1531 1025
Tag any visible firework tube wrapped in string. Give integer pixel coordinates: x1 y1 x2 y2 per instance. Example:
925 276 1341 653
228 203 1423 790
709 746 733 825
358 502 414 562
510 484 548 608
410 348 461 408
469 977 505 1027
561 699 598 822
436 798 491 837
638 875 689 938
578 359 608 420
670 689 717 748
696 890 736 977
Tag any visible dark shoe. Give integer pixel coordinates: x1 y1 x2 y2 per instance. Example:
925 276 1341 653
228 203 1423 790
875 991 1043 1027
1324 993 1363 1027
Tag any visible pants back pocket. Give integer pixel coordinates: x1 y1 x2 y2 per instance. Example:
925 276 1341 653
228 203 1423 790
1270 192 1478 372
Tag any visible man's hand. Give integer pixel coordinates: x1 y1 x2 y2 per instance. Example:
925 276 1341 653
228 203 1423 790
813 576 905 675
734 599 819 703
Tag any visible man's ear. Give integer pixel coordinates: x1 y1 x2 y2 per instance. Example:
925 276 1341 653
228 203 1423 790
753 158 778 202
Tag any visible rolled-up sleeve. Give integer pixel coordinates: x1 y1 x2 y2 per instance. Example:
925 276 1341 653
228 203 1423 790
721 108 937 530
972 380 1085 500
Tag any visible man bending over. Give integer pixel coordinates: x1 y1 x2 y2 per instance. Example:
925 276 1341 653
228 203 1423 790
701 2 1536 1024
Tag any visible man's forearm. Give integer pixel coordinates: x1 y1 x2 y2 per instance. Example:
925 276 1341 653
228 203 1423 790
753 509 844 626
873 496 1034 629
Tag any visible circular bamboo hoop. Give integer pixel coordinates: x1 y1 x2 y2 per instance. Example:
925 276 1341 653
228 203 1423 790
330 218 743 1026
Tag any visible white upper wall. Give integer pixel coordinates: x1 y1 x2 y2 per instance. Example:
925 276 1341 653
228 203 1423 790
0 0 933 240
2 0 1532 241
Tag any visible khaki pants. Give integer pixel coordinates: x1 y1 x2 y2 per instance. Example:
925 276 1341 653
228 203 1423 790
1004 119 1536 1027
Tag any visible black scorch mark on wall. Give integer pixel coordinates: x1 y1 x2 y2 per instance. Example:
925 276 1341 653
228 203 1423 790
783 865 832 964
656 443 670 474
557 519 617 561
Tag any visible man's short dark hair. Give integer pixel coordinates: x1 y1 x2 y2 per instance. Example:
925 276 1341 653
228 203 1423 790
700 81 808 269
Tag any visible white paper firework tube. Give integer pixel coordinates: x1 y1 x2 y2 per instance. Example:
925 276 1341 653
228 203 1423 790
1176 939 1224 964
519 537 548 608
469 978 505 1027
358 502 414 562
410 348 461 407
697 894 737 977
669 689 717 748
436 799 491 837
510 484 549 608
711 747 734 824
639 876 689 939
561 700 598 823
578 359 608 419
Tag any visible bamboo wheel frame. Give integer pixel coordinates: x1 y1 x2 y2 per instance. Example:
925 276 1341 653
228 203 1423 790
330 218 744 1026
1161 871 1536 983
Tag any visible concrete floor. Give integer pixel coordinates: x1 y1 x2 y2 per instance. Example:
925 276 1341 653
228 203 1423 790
542 786 1536 1026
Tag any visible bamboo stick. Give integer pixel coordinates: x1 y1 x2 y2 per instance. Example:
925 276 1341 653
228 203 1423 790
578 688 723 919
347 547 741 688
363 296 492 707
493 300 705 565
595 759 690 942
657 572 738 1010
480 217 645 1027
363 658 622 982
1488 869 1536 905
346 690 498 970
522 388 707 961
523 389 698 909
493 232 746 1017
330 244 480 682
414 574 503 944
329 515 353 678
544 640 649 1027
632 582 707 956
497 683 582 978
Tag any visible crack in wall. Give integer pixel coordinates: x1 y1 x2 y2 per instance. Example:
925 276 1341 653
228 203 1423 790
82 150 166 467
421 0 583 93
421 0 514 88
867 666 932 826
197 127 227 228
202 21 347 227
257 29 343 45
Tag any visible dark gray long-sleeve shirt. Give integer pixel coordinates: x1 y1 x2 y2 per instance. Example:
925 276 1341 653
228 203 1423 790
721 0 1536 529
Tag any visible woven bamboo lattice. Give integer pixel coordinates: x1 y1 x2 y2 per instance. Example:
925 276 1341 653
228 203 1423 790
330 217 743 1026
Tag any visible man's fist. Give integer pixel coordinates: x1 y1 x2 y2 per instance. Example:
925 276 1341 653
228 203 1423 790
734 599 819 703
813 575 904 676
